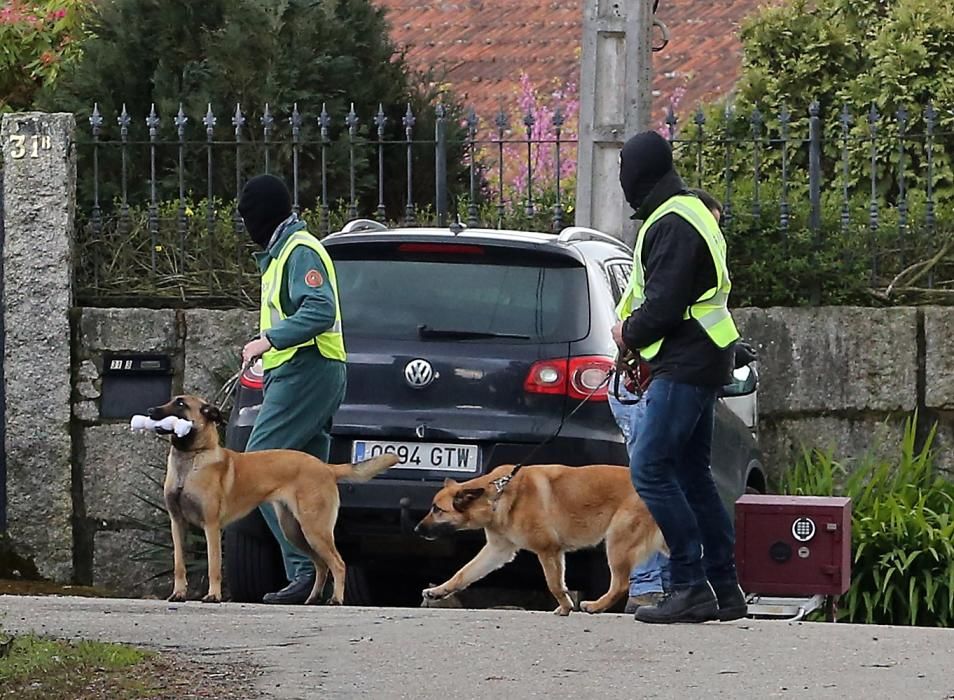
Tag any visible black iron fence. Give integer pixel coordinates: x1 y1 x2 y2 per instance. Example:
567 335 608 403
73 98 954 308
75 100 576 307
661 100 954 307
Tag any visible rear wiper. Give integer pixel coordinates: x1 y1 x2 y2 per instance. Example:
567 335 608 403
418 325 531 340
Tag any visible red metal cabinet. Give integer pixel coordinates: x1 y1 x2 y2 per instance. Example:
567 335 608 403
735 495 852 596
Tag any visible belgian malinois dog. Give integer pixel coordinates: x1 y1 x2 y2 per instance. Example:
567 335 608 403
147 395 398 605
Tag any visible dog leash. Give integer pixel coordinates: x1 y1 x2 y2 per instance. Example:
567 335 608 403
489 364 616 504
612 350 647 406
211 358 252 407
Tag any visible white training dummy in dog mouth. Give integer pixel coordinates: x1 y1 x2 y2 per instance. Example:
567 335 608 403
130 414 194 437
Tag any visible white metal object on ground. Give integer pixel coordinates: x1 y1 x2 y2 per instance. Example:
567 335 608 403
745 594 827 622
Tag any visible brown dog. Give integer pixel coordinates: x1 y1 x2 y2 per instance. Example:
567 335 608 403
147 395 398 605
415 464 666 615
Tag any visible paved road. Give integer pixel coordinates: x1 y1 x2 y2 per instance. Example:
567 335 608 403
1 595 952 699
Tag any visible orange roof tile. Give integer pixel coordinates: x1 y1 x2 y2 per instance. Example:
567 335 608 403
375 0 770 129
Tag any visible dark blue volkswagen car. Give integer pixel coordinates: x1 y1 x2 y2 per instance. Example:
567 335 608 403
223 220 764 606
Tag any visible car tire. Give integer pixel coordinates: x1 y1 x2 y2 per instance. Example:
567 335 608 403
344 564 375 606
224 511 287 603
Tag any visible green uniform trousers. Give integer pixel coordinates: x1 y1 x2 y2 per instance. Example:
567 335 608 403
245 348 347 581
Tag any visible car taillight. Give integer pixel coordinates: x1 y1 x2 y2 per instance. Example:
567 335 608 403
239 360 264 391
524 356 613 401
524 359 567 395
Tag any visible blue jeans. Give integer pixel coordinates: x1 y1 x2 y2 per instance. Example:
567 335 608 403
630 376 738 590
607 375 671 597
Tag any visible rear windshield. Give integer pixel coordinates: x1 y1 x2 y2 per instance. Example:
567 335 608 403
332 246 589 342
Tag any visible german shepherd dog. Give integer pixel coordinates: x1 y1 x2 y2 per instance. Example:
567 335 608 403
415 464 666 615
147 395 398 605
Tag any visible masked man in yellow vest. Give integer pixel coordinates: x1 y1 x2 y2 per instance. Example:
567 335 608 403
611 132 747 624
238 174 347 605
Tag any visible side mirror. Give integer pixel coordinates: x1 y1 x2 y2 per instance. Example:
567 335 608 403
721 363 758 398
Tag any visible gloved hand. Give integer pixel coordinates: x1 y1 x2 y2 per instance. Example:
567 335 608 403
733 340 758 369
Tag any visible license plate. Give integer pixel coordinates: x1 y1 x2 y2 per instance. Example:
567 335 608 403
351 440 480 473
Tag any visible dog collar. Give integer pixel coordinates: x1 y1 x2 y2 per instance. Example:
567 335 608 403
489 474 515 512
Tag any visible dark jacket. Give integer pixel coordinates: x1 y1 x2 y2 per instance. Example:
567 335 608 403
621 171 734 387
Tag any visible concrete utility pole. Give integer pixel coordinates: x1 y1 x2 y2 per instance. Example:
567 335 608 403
575 0 654 244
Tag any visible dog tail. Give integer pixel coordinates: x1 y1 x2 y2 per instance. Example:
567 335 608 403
332 454 400 482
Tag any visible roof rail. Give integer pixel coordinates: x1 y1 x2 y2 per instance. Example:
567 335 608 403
556 226 630 251
329 218 389 236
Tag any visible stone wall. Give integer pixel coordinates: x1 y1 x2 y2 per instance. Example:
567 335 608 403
7 291 954 593
59 304 950 594
70 307 256 595
736 306 954 478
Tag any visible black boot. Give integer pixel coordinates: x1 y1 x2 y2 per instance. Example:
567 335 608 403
633 584 718 624
713 582 748 621
262 572 316 605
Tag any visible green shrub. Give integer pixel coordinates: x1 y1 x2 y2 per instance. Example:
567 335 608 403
779 416 954 626
74 193 560 306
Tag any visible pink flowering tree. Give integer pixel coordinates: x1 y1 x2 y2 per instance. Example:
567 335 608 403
472 72 579 225
0 0 90 112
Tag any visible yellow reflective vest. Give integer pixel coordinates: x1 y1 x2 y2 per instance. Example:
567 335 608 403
615 194 740 360
259 229 346 369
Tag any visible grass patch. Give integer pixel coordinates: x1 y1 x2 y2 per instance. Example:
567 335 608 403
0 632 158 699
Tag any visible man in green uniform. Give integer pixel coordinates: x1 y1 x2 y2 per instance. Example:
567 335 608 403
238 174 347 605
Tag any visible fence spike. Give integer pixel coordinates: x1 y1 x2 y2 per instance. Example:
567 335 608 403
896 106 909 130
290 102 303 136
232 103 245 137
175 103 188 140
665 102 677 141
203 103 216 136
318 103 331 137
523 107 535 130
840 103 852 129
463 107 476 133
693 107 705 128
924 101 937 130
495 108 509 133
749 106 763 134
117 104 130 137
402 103 416 132
374 103 388 133
146 103 160 139
89 103 103 136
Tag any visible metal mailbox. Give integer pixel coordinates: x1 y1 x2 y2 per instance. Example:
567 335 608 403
99 353 173 419
735 494 852 597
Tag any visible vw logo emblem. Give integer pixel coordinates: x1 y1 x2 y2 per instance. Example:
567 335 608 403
404 359 436 389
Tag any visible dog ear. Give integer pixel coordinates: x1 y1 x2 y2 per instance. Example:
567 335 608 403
443 478 458 488
200 403 223 424
452 488 485 512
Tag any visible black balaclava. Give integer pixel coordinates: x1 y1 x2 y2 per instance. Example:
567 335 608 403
237 174 293 248
619 131 675 218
